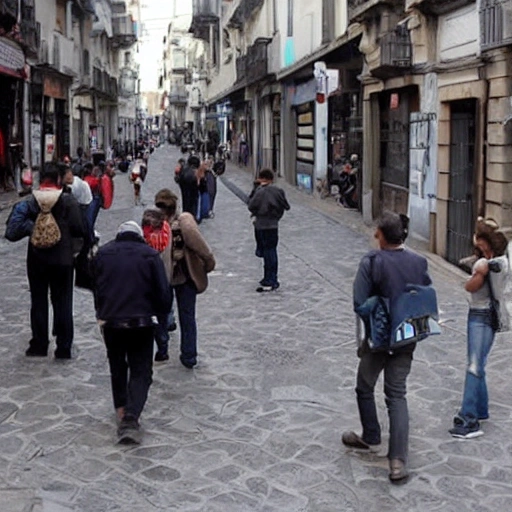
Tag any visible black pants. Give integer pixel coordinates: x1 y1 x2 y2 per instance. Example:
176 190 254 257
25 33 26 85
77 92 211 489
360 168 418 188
103 327 154 420
27 262 74 353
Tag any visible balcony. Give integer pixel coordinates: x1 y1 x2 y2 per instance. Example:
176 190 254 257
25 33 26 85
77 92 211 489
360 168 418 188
190 0 220 41
480 0 512 51
20 18 40 58
372 27 412 79
112 15 137 49
235 38 270 85
168 85 188 105
405 0 474 15
53 32 78 76
229 0 265 28
348 0 404 23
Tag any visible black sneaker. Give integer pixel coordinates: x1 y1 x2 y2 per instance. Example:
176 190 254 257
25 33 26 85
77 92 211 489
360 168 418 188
167 322 177 332
117 416 141 445
256 283 280 293
25 346 48 357
449 416 483 439
154 352 169 362
180 356 196 369
54 348 72 360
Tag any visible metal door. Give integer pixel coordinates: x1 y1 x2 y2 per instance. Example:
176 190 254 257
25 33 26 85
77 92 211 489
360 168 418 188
446 100 476 266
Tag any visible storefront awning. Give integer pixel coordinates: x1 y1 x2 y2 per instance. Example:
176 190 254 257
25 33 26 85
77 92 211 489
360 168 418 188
0 37 26 80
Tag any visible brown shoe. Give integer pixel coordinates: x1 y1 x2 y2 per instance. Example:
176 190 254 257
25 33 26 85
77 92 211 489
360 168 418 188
389 458 409 482
341 431 380 452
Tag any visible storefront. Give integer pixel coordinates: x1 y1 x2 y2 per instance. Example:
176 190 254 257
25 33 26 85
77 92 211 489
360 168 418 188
0 36 27 190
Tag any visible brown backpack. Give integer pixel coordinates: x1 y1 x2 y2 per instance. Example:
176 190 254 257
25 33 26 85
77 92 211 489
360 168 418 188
30 190 62 249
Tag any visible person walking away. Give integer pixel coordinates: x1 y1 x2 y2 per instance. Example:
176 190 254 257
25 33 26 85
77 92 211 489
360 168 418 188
171 212 215 369
449 218 510 439
92 221 171 444
247 169 290 292
175 155 201 217
343 212 432 482
5 162 86 359
83 164 102 240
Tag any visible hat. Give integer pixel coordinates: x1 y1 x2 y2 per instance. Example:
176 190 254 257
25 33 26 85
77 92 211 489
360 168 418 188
117 220 143 237
155 188 178 208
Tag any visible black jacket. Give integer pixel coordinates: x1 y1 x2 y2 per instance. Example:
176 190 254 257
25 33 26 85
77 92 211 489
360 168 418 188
247 183 290 230
5 190 85 266
92 232 172 328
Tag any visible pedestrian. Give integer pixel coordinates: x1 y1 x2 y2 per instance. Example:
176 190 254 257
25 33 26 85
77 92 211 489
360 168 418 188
92 221 171 444
83 164 102 239
175 155 202 217
247 168 290 292
130 154 147 206
5 162 86 359
449 218 510 439
342 212 432 482
170 211 215 369
141 198 177 363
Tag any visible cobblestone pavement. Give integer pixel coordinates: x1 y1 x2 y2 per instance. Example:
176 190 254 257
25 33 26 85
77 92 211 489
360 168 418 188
0 145 511 511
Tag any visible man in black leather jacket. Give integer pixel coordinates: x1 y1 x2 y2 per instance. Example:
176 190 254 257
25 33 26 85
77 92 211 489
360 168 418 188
92 220 171 444
5 163 86 359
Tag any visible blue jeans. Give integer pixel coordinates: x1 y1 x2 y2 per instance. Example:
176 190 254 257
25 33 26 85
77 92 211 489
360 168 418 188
356 344 415 463
174 280 197 366
459 309 495 421
155 286 175 356
255 228 279 286
85 195 101 242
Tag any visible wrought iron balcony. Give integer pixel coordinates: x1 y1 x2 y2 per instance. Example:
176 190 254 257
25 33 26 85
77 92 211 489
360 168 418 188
190 0 219 41
348 0 404 23
112 15 136 49
372 26 412 79
168 85 188 105
235 54 247 84
235 38 271 85
480 0 512 51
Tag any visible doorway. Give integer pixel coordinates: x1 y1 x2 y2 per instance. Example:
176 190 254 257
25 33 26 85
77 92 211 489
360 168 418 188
446 99 476 266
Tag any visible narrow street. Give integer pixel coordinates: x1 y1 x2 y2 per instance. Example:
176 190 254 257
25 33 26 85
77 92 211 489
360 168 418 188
0 144 511 511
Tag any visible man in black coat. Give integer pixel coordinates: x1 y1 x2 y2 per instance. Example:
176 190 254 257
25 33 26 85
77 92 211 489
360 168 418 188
5 163 86 359
93 220 171 444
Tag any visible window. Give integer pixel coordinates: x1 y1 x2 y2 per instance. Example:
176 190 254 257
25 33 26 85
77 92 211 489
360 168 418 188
322 0 335 43
287 0 293 37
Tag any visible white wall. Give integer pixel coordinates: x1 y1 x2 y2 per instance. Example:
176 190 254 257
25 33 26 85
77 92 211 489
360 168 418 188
438 4 478 61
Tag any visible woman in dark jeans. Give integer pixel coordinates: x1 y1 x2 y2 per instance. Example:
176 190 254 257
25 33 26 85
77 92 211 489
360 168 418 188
450 219 509 439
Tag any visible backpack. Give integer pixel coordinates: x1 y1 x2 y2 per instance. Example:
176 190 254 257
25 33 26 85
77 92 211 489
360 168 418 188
30 190 62 249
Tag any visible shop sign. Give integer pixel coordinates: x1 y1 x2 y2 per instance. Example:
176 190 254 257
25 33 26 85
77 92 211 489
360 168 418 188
45 134 55 162
0 37 25 79
44 76 68 100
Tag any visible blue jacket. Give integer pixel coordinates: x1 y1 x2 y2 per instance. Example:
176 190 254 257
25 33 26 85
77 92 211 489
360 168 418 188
92 232 172 328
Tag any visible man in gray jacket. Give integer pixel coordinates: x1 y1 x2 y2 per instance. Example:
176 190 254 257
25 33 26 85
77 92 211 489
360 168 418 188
247 169 290 292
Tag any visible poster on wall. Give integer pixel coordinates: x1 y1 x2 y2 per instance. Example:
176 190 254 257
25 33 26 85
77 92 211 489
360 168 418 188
45 134 55 162
31 121 41 169
89 127 98 151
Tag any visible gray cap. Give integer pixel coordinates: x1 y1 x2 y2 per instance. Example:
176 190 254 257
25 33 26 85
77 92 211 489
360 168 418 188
117 220 143 237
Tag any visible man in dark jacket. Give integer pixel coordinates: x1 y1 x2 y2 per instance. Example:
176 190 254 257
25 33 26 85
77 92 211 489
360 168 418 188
5 163 86 359
342 212 432 483
247 169 290 292
93 221 171 444
175 155 204 218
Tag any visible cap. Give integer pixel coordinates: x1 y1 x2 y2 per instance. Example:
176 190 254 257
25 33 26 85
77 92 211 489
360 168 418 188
117 220 143 237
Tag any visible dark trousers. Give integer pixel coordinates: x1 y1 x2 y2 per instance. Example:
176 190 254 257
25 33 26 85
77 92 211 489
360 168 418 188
255 228 279 286
174 280 197 366
27 262 74 353
355 345 414 463
103 326 154 419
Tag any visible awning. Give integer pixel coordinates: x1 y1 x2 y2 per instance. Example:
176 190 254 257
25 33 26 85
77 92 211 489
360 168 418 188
0 37 26 80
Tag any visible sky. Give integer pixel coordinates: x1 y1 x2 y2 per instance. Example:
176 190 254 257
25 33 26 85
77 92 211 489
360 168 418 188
138 0 192 92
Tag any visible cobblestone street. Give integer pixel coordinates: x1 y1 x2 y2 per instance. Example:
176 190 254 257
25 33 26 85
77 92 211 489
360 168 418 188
0 144 511 511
